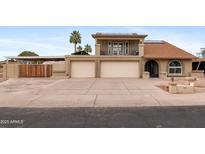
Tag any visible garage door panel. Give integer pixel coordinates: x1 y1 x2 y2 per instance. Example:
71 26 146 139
101 62 139 78
71 61 95 78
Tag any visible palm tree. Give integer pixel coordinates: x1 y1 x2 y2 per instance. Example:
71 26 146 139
69 31 81 53
77 45 83 52
84 44 92 54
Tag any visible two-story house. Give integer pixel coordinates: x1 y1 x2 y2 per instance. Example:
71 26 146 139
65 33 196 78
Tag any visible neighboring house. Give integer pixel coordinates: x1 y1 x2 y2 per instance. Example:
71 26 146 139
65 33 196 78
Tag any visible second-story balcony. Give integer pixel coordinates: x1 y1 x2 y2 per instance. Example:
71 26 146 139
92 32 147 56
96 41 140 56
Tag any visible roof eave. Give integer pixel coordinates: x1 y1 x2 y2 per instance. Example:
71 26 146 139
91 34 148 39
4 56 65 61
144 56 196 59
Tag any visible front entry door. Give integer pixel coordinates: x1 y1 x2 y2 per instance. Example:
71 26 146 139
145 60 159 78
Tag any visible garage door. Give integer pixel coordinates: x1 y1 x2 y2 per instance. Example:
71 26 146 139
101 61 139 78
71 61 95 78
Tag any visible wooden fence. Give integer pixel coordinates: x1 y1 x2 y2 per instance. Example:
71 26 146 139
19 64 52 77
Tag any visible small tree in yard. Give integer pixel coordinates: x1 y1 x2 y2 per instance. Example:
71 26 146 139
84 44 92 54
69 30 81 53
200 48 205 57
18 51 40 64
18 51 39 56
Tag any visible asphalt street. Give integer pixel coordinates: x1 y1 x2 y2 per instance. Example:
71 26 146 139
1 106 205 128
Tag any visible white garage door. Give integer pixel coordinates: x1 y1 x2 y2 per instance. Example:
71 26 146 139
101 61 139 78
71 61 95 78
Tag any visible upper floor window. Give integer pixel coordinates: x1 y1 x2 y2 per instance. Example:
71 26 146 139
107 41 129 55
168 60 182 75
108 42 112 55
113 42 119 55
125 42 129 55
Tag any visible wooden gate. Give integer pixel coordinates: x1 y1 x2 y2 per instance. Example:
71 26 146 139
19 64 52 77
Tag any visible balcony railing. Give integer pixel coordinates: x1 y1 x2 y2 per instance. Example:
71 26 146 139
100 50 139 56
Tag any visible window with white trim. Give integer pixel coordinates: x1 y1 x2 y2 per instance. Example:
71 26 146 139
108 42 112 55
113 42 118 55
168 60 182 74
125 41 129 55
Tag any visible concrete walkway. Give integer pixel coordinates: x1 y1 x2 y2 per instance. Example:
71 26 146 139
0 78 205 107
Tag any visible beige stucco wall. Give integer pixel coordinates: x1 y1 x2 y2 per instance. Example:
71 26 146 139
0 67 3 78
3 62 19 79
138 43 144 57
182 60 192 76
52 62 66 72
95 44 101 56
2 58 192 79
52 62 67 78
65 56 192 78
191 70 204 78
97 40 109 55
143 59 192 77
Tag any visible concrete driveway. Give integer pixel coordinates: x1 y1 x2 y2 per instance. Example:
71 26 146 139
0 78 205 108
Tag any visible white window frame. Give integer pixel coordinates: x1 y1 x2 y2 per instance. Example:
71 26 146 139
112 42 119 55
118 42 124 55
108 41 112 55
107 41 129 55
124 41 129 55
112 42 124 55
168 60 182 75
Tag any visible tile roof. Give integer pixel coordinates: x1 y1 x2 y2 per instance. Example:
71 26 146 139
144 41 196 59
92 33 147 38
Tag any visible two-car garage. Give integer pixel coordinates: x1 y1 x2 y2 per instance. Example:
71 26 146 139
69 57 140 78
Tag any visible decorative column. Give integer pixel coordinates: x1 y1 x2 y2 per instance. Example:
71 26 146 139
65 57 70 78
66 59 71 78
95 44 101 56
94 60 100 78
138 42 144 57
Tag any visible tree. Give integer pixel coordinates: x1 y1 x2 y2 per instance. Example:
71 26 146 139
18 51 39 56
71 51 89 55
200 48 205 57
69 31 81 53
77 45 83 52
84 44 92 54
18 51 40 64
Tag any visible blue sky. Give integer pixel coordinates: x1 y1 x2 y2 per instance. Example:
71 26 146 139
0 26 205 60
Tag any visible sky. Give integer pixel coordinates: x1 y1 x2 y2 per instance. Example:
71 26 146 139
0 26 205 60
